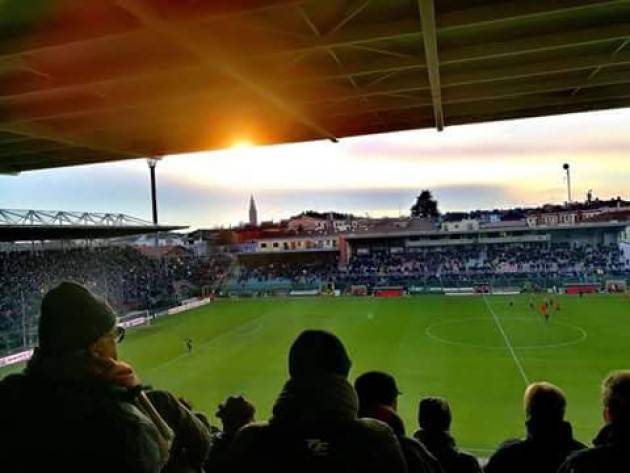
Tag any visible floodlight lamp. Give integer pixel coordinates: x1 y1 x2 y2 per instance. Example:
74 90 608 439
147 157 161 168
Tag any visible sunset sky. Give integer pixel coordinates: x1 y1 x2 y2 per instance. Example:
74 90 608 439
1 108 629 229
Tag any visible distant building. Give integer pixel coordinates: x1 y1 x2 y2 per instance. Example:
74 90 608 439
249 195 258 227
441 218 480 232
249 234 339 253
288 213 328 233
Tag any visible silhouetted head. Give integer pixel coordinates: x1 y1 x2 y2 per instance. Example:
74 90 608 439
216 395 256 435
355 371 401 409
602 371 630 424
524 382 566 423
418 397 452 432
288 330 351 378
39 281 122 358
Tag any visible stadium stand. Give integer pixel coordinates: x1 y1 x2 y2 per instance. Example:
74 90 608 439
230 241 627 294
0 247 231 352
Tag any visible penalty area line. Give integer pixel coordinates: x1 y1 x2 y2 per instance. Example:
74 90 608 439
482 296 530 386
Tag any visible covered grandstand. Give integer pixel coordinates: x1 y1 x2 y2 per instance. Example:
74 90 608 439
2 3 630 473
0 208 186 241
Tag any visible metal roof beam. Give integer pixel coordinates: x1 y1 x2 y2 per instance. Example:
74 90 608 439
115 0 338 143
0 123 143 162
0 0 621 66
441 23 630 66
418 0 443 131
2 9 629 102
5 46 630 131
439 0 628 33
571 37 630 95
296 4 382 125
0 0 305 63
325 78 630 119
6 37 630 110
324 70 630 116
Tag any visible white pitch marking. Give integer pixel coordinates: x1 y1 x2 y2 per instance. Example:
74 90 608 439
482 296 530 385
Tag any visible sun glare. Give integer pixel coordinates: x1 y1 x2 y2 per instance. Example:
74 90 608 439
231 139 254 149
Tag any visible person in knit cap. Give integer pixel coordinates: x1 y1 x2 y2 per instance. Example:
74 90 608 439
229 329 407 473
0 281 209 473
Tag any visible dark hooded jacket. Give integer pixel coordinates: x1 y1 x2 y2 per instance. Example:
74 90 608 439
414 429 481 473
360 404 443 473
0 350 164 473
229 374 407 473
558 422 630 473
485 419 585 473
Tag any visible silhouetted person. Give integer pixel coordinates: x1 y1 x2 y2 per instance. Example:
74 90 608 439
355 371 443 473
486 382 585 473
230 330 407 472
559 371 630 472
414 397 481 473
205 395 256 472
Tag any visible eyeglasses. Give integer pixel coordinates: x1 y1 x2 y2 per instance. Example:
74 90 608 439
114 326 125 343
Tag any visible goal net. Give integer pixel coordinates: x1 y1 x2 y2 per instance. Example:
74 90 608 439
118 310 151 329
351 285 368 296
606 280 628 293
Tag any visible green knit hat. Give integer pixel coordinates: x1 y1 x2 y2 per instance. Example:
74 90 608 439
38 281 117 355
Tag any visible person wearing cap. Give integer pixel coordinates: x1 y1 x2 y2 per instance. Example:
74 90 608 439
355 371 443 473
229 329 407 472
486 382 585 473
0 281 209 473
414 397 481 473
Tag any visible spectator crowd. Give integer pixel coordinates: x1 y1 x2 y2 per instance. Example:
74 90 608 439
1 281 629 472
0 247 230 352
229 242 628 292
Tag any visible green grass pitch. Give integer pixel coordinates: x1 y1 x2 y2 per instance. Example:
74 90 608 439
2 293 629 455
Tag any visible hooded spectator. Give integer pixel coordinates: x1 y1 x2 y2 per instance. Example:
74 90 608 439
486 382 585 473
559 371 630 472
229 329 407 472
355 371 443 473
414 397 481 473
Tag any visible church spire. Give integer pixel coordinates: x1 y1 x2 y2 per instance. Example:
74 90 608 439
249 195 258 226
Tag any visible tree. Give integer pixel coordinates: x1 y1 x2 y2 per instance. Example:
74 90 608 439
410 190 439 218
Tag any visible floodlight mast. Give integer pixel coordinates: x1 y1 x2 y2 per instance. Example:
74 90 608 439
147 158 160 225
563 163 572 205
147 157 161 253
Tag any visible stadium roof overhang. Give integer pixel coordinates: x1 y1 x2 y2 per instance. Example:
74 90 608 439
345 220 630 240
0 224 186 242
1 0 630 173
0 209 186 241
